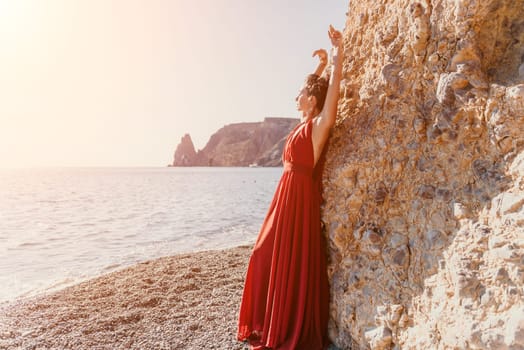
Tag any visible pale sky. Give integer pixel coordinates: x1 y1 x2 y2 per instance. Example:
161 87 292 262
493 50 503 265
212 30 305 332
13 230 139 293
0 0 348 167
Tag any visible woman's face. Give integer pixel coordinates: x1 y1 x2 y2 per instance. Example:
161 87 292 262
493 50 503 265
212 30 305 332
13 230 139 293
295 86 313 112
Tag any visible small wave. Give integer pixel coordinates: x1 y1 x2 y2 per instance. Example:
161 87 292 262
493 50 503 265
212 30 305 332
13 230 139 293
118 213 139 221
56 220 73 225
150 211 168 217
36 199 65 204
43 277 77 291
97 216 116 223
11 277 79 302
82 229 113 238
102 263 121 271
145 219 170 227
76 222 96 227
17 241 42 248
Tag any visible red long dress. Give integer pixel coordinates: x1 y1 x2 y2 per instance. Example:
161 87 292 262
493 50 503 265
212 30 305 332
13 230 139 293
237 119 330 350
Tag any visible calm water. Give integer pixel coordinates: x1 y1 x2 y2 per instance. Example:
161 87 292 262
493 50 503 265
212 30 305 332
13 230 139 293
0 167 281 303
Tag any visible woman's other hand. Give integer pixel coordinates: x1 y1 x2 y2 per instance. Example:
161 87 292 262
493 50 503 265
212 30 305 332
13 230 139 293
312 49 328 66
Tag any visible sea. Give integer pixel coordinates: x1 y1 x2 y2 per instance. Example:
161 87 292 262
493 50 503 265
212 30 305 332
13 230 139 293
0 167 282 304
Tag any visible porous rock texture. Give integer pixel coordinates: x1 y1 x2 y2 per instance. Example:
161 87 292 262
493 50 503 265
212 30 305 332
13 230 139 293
324 0 524 349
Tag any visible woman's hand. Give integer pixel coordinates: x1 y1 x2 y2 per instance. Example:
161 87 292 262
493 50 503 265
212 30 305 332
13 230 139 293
328 25 343 49
312 49 328 77
312 49 328 66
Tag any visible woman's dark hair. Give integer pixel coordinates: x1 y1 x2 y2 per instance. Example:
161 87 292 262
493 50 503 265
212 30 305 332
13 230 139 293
304 74 329 111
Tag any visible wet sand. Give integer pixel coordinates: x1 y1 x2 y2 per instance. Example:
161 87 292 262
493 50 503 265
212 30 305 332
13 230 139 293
0 245 253 349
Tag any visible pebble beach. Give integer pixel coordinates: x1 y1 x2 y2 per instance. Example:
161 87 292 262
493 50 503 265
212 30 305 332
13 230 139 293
0 246 253 350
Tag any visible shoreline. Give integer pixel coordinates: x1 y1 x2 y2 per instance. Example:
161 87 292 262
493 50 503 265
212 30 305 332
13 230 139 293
0 241 257 306
0 245 253 349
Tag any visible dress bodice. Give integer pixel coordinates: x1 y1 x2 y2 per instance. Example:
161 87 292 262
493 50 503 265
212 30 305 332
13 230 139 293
282 120 314 170
282 119 328 184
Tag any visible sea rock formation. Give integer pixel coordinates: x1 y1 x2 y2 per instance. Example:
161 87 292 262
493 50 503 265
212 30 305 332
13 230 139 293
172 117 298 167
172 134 197 166
323 0 524 349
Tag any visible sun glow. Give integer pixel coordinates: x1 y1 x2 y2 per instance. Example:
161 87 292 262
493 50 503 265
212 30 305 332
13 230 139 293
0 0 43 36
0 0 347 168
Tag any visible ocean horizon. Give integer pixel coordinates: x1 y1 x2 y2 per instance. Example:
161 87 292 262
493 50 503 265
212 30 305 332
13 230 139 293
0 166 282 303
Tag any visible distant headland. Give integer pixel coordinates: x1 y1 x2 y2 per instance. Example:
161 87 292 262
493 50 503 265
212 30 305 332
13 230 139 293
170 117 299 167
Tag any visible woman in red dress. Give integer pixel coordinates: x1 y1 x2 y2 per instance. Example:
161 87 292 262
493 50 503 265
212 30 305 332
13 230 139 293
237 25 344 350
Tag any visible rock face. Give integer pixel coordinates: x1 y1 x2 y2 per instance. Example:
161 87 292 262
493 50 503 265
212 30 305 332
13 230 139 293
172 134 197 166
323 1 524 349
172 117 298 167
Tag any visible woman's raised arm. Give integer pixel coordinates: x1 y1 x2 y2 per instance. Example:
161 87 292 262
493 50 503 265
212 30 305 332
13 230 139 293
311 25 344 165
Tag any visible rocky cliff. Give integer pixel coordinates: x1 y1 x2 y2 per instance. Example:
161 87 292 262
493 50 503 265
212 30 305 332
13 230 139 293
324 0 524 349
172 117 298 167
172 134 197 166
